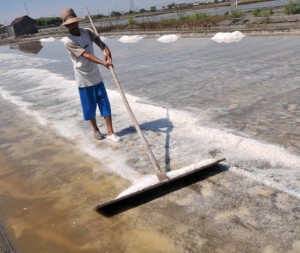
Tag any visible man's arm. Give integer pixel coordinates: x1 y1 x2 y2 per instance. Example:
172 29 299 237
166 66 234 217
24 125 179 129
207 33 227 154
94 36 106 51
82 51 113 69
88 28 112 63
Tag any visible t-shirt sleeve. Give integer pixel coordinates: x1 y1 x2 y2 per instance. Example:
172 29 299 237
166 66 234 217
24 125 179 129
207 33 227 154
86 28 106 50
87 28 97 41
65 40 85 58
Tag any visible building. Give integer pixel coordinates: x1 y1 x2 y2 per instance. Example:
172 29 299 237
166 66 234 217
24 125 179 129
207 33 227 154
5 15 38 38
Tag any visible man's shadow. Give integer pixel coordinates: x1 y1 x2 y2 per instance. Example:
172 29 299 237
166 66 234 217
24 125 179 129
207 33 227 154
116 109 173 172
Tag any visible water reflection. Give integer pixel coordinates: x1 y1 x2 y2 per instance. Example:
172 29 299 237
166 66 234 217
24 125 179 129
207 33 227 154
10 41 43 54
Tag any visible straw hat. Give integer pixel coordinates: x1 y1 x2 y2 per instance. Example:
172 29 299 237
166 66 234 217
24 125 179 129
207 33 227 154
61 8 84 26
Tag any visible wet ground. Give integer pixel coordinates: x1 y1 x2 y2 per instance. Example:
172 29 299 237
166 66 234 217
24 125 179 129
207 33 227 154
0 97 299 253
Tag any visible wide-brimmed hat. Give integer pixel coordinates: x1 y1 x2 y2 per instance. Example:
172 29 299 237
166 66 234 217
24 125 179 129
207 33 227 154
61 8 84 26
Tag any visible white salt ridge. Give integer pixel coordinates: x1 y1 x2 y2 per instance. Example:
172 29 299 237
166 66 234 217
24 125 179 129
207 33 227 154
52 117 139 181
157 34 180 43
40 37 56 42
211 31 245 43
117 159 218 198
187 124 300 170
50 114 141 182
0 53 58 67
118 35 144 43
0 87 48 126
230 166 300 199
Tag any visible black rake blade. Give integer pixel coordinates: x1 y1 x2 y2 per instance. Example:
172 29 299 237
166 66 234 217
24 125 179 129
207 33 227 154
95 158 226 217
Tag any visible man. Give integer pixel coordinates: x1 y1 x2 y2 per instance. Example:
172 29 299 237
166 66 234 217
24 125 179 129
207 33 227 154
61 8 121 142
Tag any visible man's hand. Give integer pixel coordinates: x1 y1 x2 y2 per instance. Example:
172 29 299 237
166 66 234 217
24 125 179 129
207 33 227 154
103 47 112 63
82 51 113 69
103 61 113 69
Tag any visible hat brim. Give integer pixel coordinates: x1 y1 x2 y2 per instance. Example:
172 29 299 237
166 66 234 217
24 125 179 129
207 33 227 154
61 17 84 26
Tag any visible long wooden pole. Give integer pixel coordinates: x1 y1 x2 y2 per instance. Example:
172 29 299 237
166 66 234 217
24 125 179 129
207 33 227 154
85 7 169 182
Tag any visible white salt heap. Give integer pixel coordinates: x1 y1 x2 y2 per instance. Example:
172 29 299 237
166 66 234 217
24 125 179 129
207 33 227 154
39 37 56 42
211 31 245 43
118 35 144 43
157 34 180 43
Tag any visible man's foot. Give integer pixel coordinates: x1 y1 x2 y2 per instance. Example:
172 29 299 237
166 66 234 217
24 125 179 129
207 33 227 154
94 131 105 140
106 133 122 143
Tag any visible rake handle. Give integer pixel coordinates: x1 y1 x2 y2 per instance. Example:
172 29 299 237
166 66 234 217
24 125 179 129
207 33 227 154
109 67 169 181
85 7 168 182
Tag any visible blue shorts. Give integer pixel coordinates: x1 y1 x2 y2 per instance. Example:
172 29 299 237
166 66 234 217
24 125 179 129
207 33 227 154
78 82 111 121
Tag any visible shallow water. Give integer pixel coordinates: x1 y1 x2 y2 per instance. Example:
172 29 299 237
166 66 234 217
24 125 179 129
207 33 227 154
0 35 299 252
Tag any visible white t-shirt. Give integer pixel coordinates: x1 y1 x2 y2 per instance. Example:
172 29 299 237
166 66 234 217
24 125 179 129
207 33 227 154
63 28 103 88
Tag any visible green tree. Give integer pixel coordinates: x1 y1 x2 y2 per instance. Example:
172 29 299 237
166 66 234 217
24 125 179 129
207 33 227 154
284 0 300 14
128 17 136 25
111 11 122 17
253 8 274 18
168 3 175 9
261 11 271 23
230 9 244 20
150 6 157 12
252 8 262 17
35 17 62 27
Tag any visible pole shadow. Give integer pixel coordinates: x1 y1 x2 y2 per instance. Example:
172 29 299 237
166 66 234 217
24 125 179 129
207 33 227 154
116 109 174 171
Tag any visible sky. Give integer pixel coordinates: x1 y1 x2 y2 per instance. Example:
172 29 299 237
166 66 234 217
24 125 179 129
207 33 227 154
0 0 199 25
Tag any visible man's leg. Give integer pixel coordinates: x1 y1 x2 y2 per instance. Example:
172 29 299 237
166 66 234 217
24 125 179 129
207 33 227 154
97 82 121 142
104 116 114 136
104 116 121 142
90 117 104 140
90 117 99 132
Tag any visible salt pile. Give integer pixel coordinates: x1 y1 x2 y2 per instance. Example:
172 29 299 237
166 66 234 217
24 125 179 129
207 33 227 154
60 37 68 44
118 35 144 43
39 37 56 42
211 31 245 43
157 34 180 43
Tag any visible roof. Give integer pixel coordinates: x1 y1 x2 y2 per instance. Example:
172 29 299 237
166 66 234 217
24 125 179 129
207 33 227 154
11 15 34 25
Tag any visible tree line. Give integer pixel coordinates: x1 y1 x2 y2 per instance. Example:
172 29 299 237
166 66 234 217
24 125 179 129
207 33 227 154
31 7 158 27
35 17 62 28
2 0 300 30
